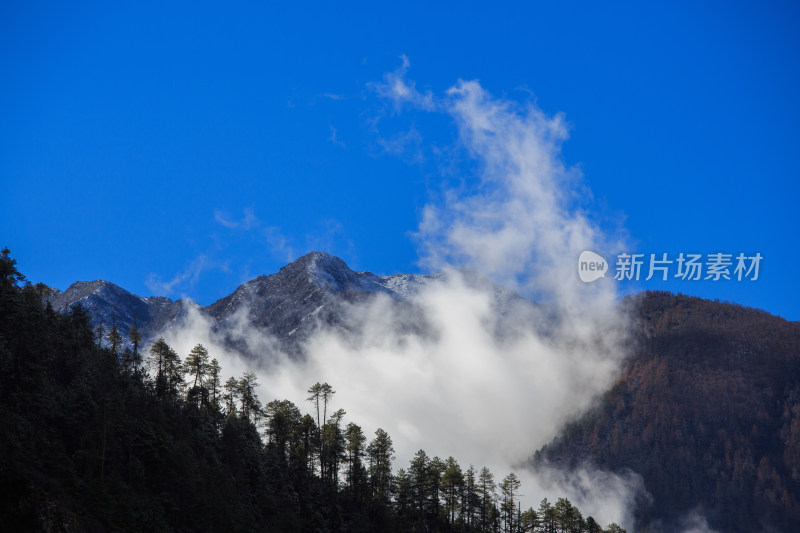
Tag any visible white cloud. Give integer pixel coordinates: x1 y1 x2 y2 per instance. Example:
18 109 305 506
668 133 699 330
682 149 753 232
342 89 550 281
371 55 436 112
145 254 209 296
677 511 722 533
531 463 648 529
376 126 425 163
148 208 295 298
329 123 346 148
214 209 240 229
214 207 295 263
214 207 259 231
160 58 641 528
321 93 345 101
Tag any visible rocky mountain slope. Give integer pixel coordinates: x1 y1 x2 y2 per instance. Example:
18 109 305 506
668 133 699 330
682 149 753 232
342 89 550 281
48 279 189 345
203 252 440 353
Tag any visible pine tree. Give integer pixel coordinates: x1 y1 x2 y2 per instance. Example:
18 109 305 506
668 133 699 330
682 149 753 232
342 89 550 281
499 472 521 533
0 246 25 288
585 516 602 533
184 344 209 388
121 346 133 372
367 428 394 503
299 414 317 475
395 468 413 521
95 323 105 349
520 506 539 532
307 381 323 474
320 382 335 425
307 382 323 428
539 498 556 533
320 408 346 486
345 422 367 498
409 449 430 526
128 314 142 375
184 343 209 407
207 358 221 410
441 456 464 525
238 371 261 422
148 337 182 399
554 497 582 533
479 466 496 531
462 464 479 529
264 399 302 466
107 311 122 358
429 456 446 520
223 376 239 414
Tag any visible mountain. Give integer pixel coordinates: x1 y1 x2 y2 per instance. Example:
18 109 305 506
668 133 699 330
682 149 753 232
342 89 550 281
533 291 800 532
203 252 441 354
48 252 523 356
48 280 189 345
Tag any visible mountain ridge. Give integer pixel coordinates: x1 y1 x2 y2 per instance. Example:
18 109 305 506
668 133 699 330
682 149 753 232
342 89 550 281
48 278 190 346
47 252 505 355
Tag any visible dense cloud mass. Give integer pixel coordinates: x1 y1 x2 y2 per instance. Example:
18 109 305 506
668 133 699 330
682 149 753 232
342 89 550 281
165 61 646 528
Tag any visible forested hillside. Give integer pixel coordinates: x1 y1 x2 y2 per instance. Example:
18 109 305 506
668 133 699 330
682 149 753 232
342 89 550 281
0 248 622 532
535 291 800 532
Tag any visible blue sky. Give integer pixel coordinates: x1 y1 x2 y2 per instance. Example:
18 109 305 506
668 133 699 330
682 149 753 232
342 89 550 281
2 1 798 320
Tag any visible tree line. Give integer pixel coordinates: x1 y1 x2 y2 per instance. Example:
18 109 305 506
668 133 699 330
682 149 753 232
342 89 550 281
0 247 625 532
